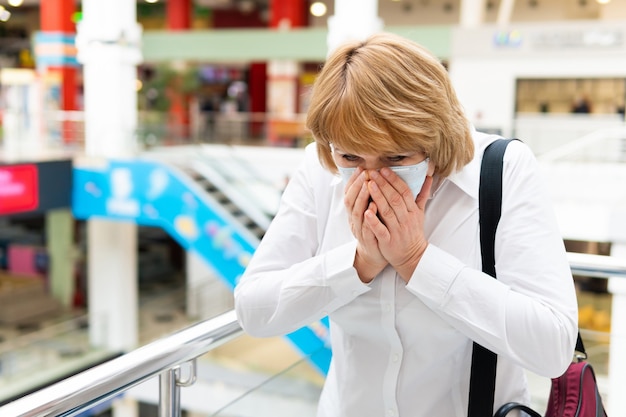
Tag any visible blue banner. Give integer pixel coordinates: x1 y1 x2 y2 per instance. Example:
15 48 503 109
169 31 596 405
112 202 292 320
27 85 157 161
72 158 331 374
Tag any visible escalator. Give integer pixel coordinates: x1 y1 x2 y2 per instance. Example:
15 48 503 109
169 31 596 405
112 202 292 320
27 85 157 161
72 145 332 374
179 158 271 242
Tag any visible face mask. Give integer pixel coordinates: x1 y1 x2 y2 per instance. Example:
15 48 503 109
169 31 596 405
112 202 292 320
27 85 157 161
337 158 430 199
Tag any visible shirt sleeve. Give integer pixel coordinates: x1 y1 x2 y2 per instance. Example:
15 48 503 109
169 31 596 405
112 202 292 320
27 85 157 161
234 145 371 337
406 140 579 378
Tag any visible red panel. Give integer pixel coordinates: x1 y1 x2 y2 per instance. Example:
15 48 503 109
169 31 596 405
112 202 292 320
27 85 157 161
40 0 76 33
249 62 267 114
0 165 39 215
167 0 191 30
248 62 267 138
270 0 307 28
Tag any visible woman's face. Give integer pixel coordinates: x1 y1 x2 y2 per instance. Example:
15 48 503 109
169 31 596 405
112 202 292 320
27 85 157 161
331 145 433 174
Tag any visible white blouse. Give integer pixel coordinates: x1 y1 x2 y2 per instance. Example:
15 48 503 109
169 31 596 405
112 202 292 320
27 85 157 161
234 131 578 417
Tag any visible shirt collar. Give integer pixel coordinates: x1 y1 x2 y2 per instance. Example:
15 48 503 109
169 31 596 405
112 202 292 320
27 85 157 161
444 149 481 200
444 128 502 201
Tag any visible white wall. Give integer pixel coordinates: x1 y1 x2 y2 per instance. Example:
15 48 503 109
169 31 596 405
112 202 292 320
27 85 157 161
448 20 626 139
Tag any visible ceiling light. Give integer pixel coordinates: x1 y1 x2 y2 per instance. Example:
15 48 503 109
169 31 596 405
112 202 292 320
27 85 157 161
310 2 327 17
0 8 11 22
596 0 610 4
145 0 159 3
8 0 24 7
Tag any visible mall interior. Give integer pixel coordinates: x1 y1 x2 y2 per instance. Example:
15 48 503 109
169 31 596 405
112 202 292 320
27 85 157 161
1 0 626 416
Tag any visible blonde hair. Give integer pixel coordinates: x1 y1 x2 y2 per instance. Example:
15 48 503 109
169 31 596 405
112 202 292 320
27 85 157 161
306 32 474 177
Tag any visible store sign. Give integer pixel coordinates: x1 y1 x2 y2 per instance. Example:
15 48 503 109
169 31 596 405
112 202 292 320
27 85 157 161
0 160 72 216
532 29 623 50
0 164 39 215
493 29 523 48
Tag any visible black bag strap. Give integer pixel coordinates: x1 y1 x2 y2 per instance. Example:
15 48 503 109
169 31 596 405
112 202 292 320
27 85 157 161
469 139 585 417
576 332 586 358
468 138 516 417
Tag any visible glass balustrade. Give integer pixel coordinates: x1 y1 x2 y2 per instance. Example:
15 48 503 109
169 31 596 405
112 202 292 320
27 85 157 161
0 253 624 416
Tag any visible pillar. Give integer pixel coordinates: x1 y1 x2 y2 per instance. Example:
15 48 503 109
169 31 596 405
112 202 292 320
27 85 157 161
46 209 74 308
496 0 515 27
38 0 79 144
267 0 306 146
327 0 383 55
167 0 191 30
76 0 142 352
459 0 486 28
166 0 192 142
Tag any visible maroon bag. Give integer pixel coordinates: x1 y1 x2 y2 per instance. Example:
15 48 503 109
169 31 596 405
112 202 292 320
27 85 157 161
493 334 608 417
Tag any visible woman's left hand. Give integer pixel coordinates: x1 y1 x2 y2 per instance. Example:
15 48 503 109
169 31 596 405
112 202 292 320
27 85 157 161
363 168 433 282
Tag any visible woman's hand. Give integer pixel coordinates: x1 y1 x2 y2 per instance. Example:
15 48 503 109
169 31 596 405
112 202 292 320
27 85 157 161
364 168 433 283
344 168 388 283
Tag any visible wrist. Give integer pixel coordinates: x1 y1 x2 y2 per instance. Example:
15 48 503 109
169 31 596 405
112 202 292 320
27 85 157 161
354 250 386 283
395 242 428 283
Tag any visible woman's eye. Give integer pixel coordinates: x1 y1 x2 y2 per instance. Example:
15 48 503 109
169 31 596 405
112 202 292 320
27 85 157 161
342 154 360 162
387 156 407 163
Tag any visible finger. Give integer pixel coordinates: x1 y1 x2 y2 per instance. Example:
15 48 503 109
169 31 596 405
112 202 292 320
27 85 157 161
366 200 383 225
360 202 380 246
349 183 371 238
345 166 363 188
416 175 433 210
367 181 402 234
343 168 366 210
375 168 415 209
364 207 390 241
355 181 372 214
367 172 404 226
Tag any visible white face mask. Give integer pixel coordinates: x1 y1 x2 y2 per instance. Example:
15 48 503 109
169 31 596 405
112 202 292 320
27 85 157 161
337 158 430 199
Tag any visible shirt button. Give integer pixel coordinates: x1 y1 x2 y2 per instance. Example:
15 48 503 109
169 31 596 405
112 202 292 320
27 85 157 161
392 354 400 363
387 409 396 417
351 290 358 297
384 304 392 312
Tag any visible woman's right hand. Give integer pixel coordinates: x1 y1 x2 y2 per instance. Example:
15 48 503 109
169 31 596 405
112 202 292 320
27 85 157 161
344 168 388 283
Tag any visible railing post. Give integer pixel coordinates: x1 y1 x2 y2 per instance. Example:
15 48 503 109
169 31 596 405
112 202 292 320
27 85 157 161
159 367 181 417
158 359 197 417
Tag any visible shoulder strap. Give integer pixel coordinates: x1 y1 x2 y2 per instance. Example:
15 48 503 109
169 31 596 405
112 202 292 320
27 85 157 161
468 138 516 417
469 139 585 416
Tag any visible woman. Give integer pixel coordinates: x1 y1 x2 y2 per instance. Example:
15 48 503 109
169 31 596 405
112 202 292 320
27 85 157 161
234 32 578 417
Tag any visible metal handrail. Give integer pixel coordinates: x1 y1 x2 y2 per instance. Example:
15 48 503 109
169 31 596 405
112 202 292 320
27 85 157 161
568 252 626 279
1 253 626 417
0 310 242 417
